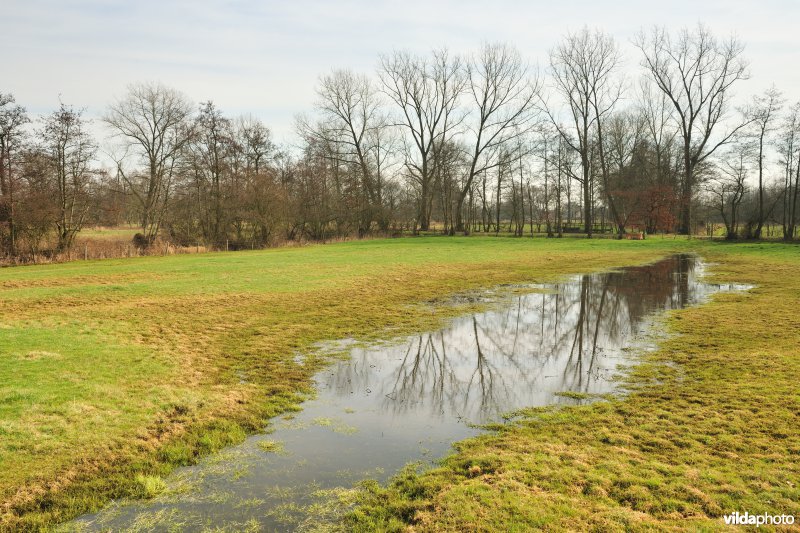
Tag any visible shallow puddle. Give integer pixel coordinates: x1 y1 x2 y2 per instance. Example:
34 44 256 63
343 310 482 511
69 255 748 531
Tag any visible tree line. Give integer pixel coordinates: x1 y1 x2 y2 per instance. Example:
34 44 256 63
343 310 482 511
2 23 799 261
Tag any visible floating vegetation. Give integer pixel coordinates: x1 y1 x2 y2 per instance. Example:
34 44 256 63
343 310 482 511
234 497 266 510
312 417 358 435
256 439 285 454
312 417 333 427
229 466 250 481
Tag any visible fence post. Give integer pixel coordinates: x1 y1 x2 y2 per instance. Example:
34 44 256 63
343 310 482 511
84 245 88 261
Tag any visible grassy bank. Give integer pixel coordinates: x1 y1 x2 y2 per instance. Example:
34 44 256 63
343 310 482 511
0 236 694 530
348 241 800 531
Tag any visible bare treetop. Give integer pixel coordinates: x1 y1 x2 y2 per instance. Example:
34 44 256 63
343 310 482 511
455 42 541 233
546 27 624 236
549 27 623 140
104 82 193 161
103 82 194 241
378 49 465 230
635 23 750 233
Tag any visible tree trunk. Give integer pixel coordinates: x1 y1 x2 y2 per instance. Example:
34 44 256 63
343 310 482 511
679 146 693 235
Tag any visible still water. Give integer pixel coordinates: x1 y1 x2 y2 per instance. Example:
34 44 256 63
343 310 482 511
70 255 747 531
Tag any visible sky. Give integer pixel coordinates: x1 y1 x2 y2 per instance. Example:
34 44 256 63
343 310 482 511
4 0 800 149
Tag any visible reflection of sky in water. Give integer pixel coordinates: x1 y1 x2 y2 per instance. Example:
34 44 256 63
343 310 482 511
70 255 749 532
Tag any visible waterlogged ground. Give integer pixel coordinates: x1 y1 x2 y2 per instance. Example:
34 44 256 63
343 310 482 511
68 255 748 531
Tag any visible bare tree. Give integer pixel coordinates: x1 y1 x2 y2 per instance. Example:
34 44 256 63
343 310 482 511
236 115 274 176
234 116 277 244
300 69 389 233
779 102 800 240
190 101 236 244
547 27 623 237
379 49 465 231
638 78 679 188
39 102 97 250
707 142 751 239
0 93 30 254
635 24 750 234
748 86 783 238
603 110 649 234
455 43 539 234
104 82 193 243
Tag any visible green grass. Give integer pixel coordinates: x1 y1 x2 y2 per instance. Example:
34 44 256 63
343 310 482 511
5 235 790 530
76 226 139 241
346 240 800 532
1 236 694 530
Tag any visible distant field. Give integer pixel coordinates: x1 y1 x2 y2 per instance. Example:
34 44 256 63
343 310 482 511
1 236 797 530
76 226 140 241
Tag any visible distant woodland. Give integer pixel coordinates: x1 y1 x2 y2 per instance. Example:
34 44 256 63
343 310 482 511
2 24 799 262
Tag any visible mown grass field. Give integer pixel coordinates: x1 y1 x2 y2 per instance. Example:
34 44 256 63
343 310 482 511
0 236 796 530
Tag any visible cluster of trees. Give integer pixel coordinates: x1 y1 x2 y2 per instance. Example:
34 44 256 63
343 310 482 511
2 24 799 259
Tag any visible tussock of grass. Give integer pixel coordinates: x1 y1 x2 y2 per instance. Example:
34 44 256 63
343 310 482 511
346 242 800 531
0 236 696 529
132 475 166 499
256 439 285 454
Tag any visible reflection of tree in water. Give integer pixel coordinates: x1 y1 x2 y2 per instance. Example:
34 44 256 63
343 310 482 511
324 255 701 422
